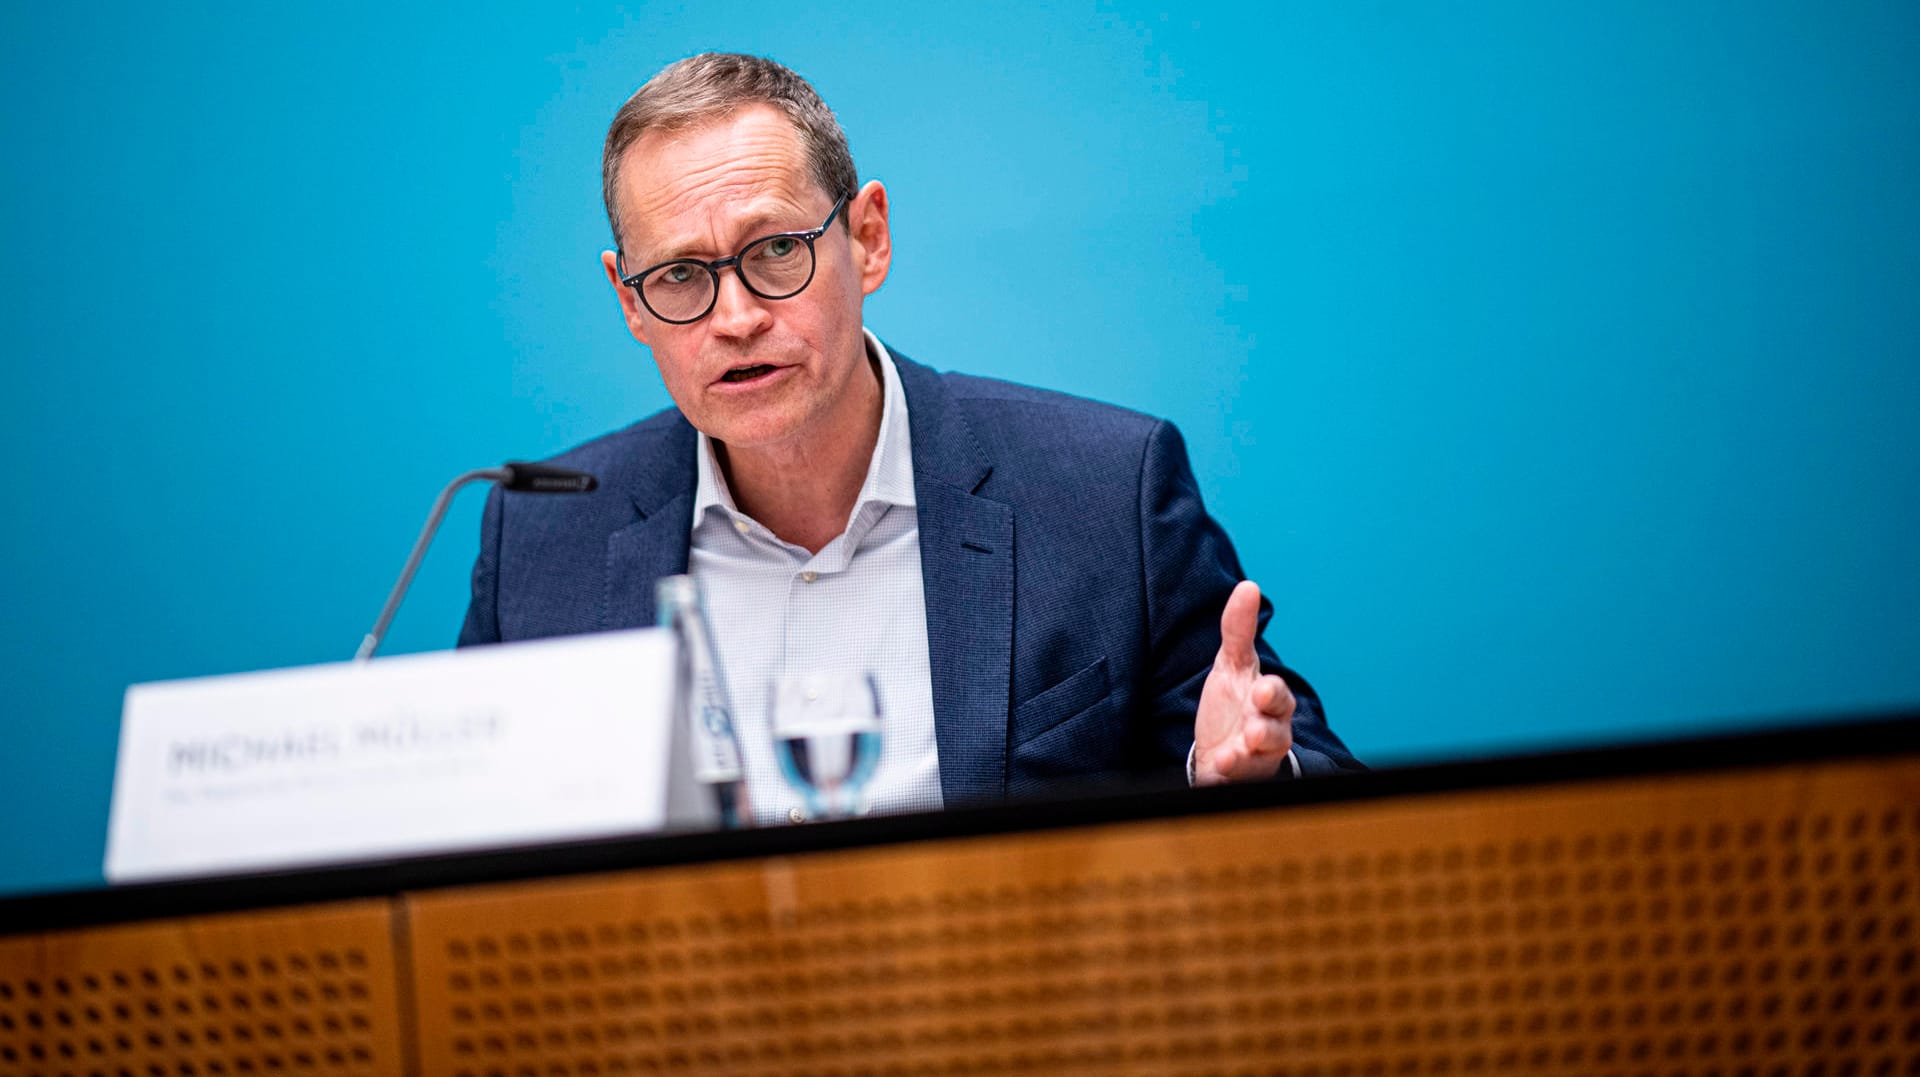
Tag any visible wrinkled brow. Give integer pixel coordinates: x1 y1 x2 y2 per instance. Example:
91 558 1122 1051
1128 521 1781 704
643 202 812 264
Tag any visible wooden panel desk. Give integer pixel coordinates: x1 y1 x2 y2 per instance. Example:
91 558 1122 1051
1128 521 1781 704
4 716 1917 1076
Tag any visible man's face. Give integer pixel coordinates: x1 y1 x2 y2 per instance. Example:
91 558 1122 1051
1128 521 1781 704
600 105 890 453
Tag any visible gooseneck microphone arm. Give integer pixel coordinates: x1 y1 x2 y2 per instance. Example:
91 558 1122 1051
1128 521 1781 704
354 468 506 663
354 463 599 662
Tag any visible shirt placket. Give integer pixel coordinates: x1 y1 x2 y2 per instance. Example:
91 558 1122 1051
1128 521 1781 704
774 504 887 821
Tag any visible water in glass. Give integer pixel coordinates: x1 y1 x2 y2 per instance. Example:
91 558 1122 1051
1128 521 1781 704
770 672 882 820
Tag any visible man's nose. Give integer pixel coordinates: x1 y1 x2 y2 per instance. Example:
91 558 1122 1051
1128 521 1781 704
708 268 772 337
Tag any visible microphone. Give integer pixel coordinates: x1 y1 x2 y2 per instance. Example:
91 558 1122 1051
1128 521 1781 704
500 461 599 494
354 462 599 662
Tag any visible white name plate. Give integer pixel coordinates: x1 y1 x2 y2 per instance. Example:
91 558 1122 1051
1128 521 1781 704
105 629 710 883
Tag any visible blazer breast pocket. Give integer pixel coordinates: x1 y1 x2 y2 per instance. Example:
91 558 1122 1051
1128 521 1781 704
1011 657 1112 746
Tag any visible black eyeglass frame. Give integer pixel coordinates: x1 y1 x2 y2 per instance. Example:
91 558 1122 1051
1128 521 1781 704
616 194 851 325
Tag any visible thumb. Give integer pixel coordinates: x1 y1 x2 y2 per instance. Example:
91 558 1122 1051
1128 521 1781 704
1217 579 1262 673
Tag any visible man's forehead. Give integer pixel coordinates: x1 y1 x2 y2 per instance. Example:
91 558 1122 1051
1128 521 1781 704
619 107 821 254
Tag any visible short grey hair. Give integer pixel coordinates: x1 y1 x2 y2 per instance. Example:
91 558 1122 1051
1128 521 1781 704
601 52 858 255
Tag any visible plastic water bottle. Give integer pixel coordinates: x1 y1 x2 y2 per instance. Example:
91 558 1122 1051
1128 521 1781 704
655 575 750 828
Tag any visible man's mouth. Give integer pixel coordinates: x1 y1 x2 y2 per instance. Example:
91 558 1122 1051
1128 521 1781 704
719 364 779 383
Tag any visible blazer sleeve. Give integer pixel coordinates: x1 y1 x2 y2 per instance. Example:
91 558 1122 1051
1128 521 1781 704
456 484 505 647
1136 419 1364 777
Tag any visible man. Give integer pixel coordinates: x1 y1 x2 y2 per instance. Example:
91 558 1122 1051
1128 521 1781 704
459 53 1361 823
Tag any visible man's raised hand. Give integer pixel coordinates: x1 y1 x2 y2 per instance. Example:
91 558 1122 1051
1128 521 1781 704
1192 580 1295 785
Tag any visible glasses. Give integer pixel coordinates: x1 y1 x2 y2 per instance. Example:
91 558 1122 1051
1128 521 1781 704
617 194 850 325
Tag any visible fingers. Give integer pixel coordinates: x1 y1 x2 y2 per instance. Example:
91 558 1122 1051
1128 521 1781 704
1210 713 1291 779
1211 678 1295 773
1210 742 1243 776
1243 711 1293 755
1216 579 1263 673
1246 678 1295 758
1252 674 1296 719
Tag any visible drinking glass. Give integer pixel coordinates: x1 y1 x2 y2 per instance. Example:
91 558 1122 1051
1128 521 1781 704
769 672 883 820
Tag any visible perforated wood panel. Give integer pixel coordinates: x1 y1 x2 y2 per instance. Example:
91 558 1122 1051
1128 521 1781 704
0 900 404 1077
405 758 1920 1077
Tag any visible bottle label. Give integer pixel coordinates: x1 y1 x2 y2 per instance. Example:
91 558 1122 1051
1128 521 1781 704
691 691 744 783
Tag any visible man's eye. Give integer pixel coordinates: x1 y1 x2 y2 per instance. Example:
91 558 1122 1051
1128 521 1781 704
760 237 799 259
661 265 696 285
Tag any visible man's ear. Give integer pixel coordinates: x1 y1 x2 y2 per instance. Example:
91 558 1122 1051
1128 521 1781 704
601 249 652 346
846 179 892 296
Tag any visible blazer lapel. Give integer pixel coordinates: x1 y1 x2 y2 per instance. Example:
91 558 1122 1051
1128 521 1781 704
601 417 698 631
894 349 1016 807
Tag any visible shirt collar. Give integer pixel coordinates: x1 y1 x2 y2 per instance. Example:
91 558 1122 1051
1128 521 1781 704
692 327 916 534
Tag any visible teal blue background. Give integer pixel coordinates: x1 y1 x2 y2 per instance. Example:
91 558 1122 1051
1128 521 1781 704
3 3 1917 897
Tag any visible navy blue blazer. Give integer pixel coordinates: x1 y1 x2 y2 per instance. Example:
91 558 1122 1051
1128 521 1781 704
458 348 1362 804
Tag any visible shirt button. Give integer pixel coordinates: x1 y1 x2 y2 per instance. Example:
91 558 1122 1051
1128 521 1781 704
733 519 750 534
800 570 818 583
787 806 807 824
